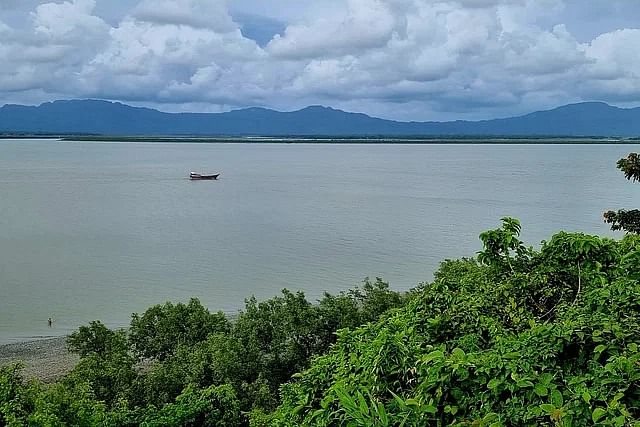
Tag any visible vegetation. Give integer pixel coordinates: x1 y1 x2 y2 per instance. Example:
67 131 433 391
604 152 640 233
3 220 639 426
2 156 640 425
0 279 407 425
268 220 640 426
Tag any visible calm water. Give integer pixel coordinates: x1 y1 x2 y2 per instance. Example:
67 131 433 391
1 140 639 343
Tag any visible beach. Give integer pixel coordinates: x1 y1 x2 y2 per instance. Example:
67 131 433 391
0 337 78 383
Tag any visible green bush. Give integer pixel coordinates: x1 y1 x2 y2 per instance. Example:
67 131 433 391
269 219 640 426
6 219 639 426
67 320 128 358
129 298 230 361
136 384 241 427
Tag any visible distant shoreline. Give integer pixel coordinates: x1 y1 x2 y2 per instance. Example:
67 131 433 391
2 135 639 144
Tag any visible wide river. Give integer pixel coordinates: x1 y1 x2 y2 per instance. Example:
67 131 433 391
1 140 639 343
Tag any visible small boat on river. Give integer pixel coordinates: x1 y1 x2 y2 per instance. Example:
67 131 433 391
190 172 220 180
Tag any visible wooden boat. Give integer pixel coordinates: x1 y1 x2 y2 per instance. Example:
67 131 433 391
190 172 220 180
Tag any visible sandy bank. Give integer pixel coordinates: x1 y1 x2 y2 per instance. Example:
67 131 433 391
0 337 78 383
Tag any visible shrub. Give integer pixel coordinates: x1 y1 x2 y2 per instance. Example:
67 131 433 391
129 298 230 361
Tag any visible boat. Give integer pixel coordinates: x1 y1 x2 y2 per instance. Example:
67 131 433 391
190 172 220 180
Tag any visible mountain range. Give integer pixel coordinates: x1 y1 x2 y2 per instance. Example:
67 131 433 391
0 99 639 137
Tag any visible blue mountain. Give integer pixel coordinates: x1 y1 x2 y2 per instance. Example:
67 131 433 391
0 99 639 136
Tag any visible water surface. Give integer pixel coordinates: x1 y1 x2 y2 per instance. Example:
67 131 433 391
1 140 639 342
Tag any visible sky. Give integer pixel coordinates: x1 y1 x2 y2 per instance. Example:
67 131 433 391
0 0 639 121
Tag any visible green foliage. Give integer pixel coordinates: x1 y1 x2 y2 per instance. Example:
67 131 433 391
67 320 128 358
136 384 241 427
605 152 640 233
66 350 137 407
0 364 34 426
616 152 640 182
219 281 407 412
604 209 640 234
0 364 109 426
270 222 640 426
5 220 640 426
12 283 407 424
129 298 230 361
66 320 137 407
27 381 108 426
478 217 531 273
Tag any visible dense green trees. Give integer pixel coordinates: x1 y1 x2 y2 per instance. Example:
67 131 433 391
604 152 640 233
0 279 407 425
269 219 640 426
2 219 639 425
129 298 231 361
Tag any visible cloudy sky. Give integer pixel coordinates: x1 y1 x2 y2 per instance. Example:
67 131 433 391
0 0 639 121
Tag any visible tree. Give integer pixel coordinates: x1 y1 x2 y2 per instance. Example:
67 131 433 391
604 152 640 233
129 298 230 361
67 321 137 406
477 217 530 272
67 320 128 357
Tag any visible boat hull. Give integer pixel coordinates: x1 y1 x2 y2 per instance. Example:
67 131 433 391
189 173 220 180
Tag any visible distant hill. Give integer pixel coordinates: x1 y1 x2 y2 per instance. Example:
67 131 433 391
0 99 639 136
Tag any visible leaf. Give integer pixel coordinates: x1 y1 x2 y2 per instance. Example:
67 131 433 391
551 390 563 408
503 352 521 360
487 379 501 390
452 348 466 358
594 344 607 354
377 403 388 426
390 391 407 409
534 384 548 397
445 405 459 415
483 413 499 423
582 391 591 403
540 404 556 414
423 406 437 414
422 350 444 364
592 408 606 423
405 399 420 407
356 392 369 416
517 380 534 389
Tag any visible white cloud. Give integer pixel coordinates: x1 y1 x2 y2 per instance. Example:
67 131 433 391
267 0 402 59
0 0 109 93
0 19 10 33
132 0 236 32
580 29 640 101
32 0 108 40
0 0 639 120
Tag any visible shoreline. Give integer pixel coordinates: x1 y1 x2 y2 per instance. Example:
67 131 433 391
3 136 640 144
0 336 78 383
60 136 640 144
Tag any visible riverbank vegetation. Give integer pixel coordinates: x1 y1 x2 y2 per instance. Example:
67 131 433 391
2 155 640 426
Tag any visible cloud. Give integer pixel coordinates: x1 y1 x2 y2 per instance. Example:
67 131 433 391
32 0 108 40
79 3 266 105
0 0 109 93
0 0 639 120
0 18 10 32
267 0 403 59
131 0 236 32
580 29 640 101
